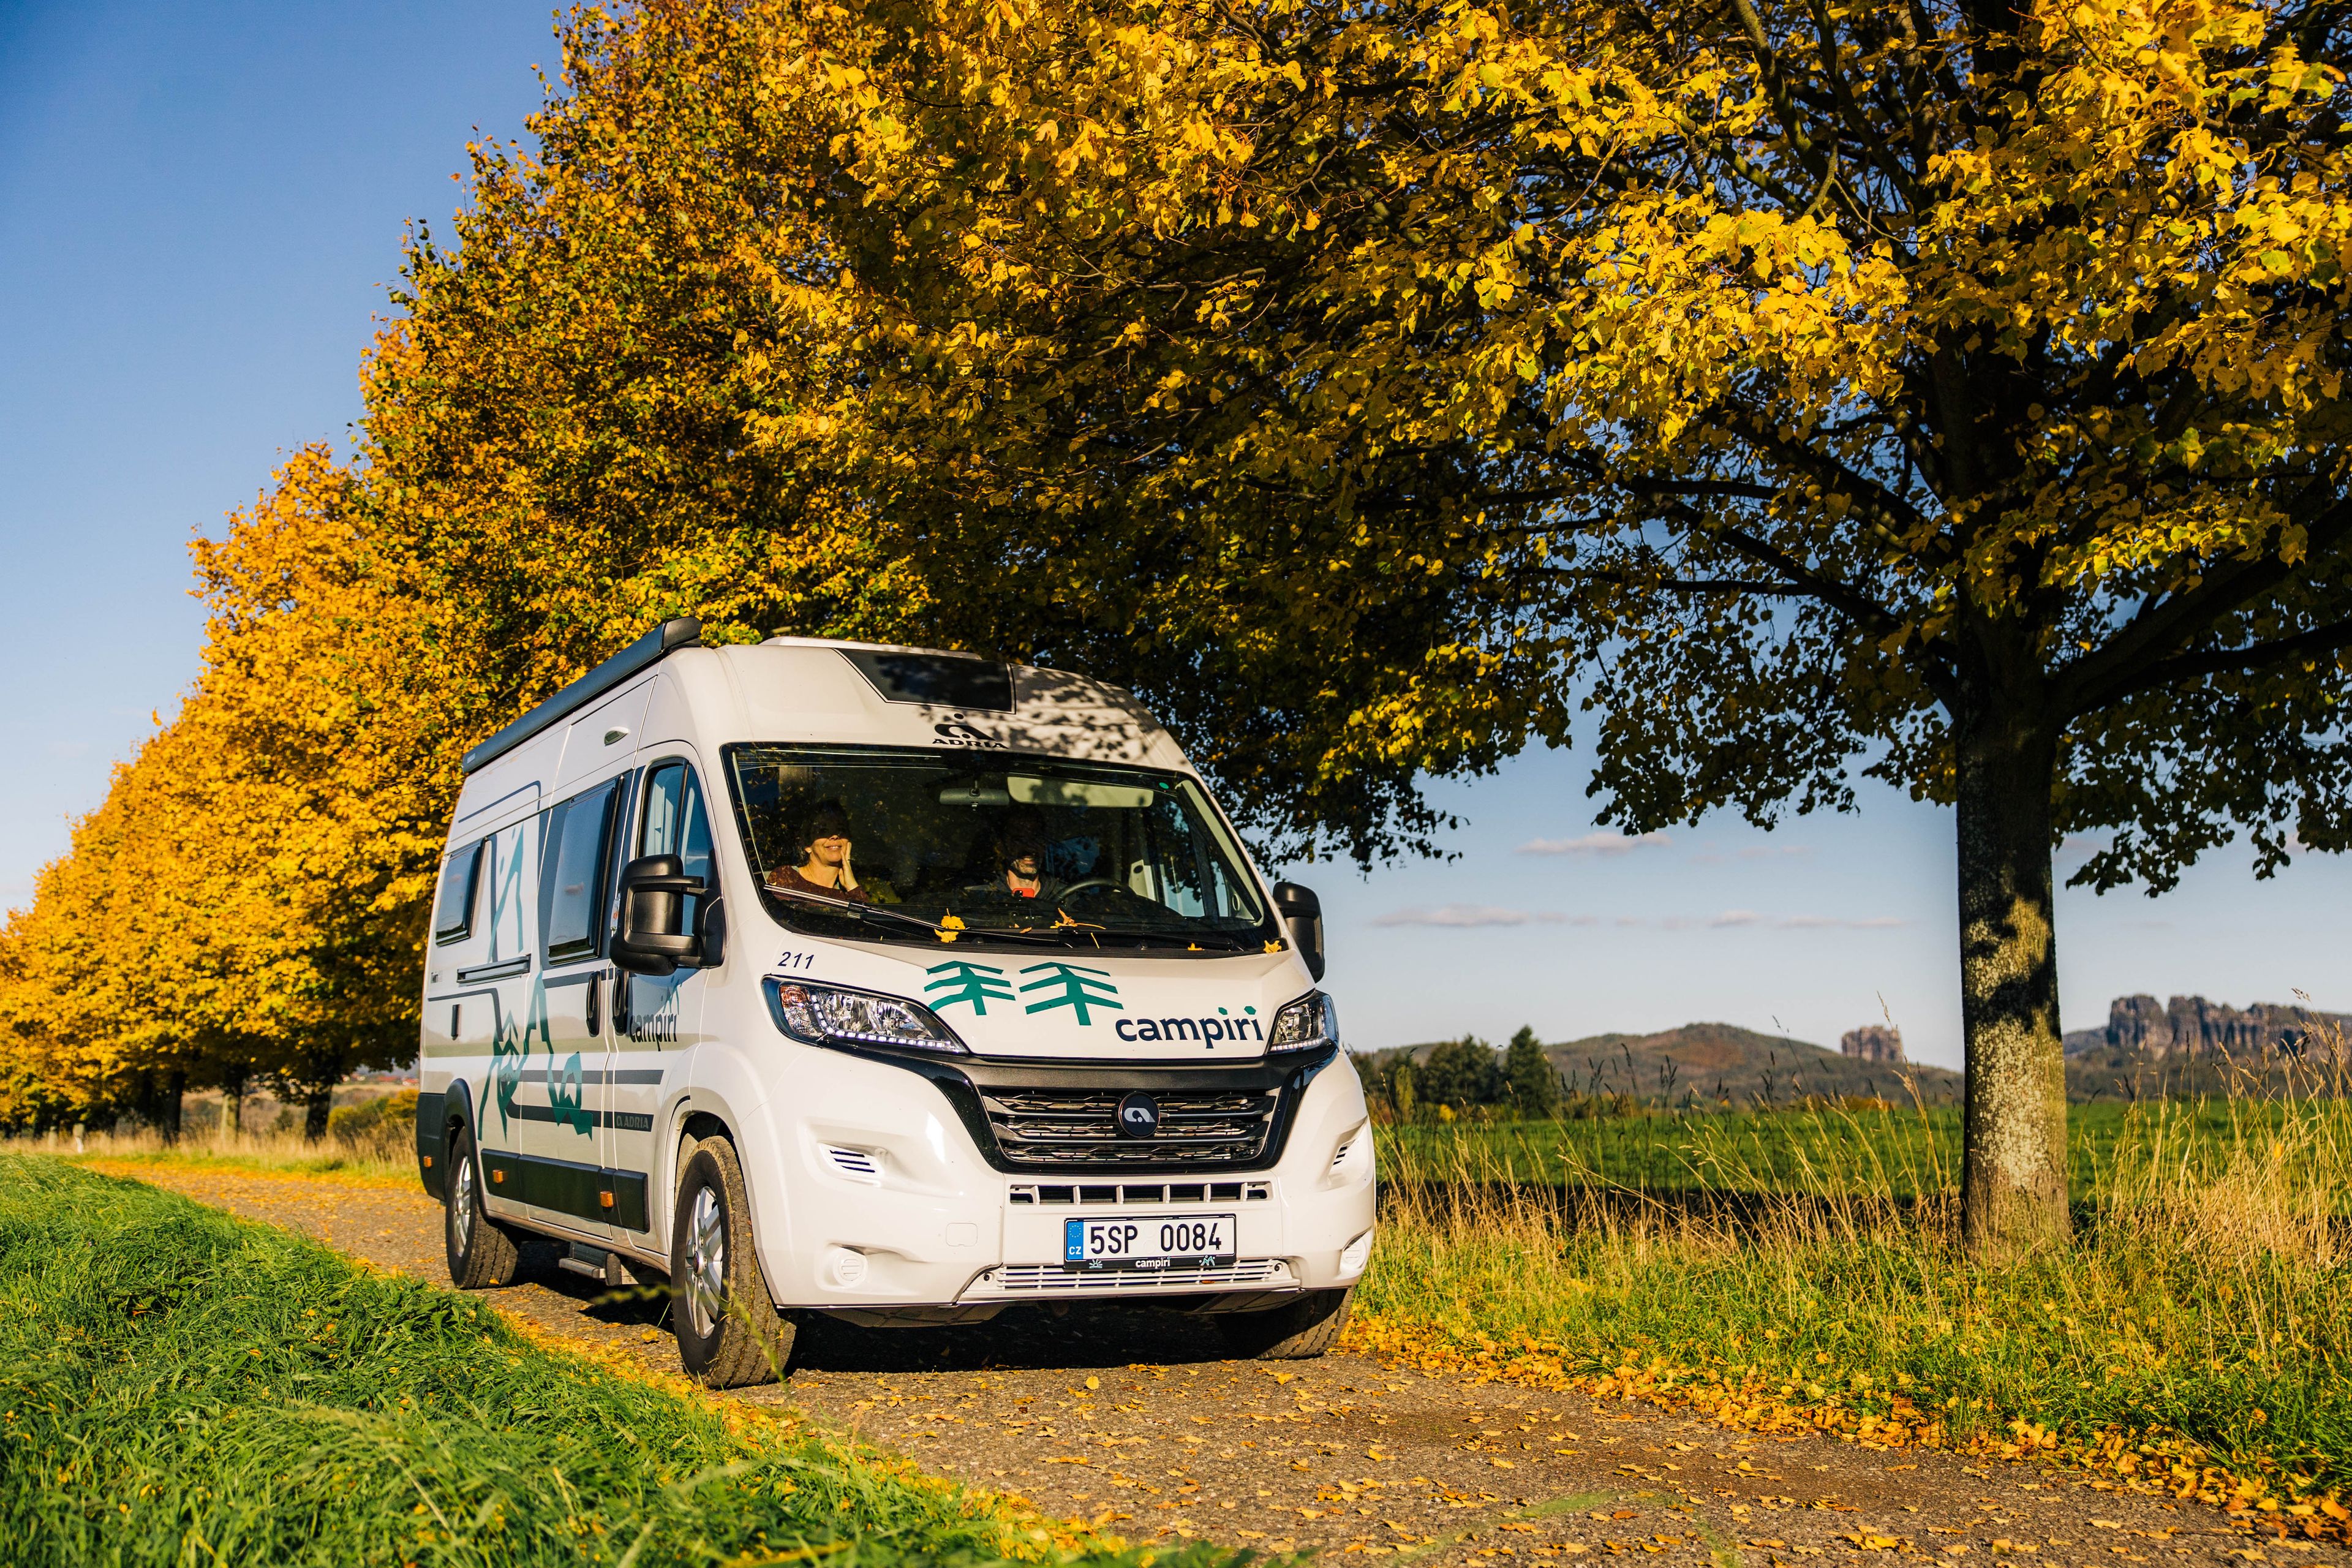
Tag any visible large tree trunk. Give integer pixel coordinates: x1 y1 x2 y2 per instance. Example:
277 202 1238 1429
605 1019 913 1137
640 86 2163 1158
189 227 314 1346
223 1065 248 1135
160 1069 186 1145
1954 703 2071 1257
304 1082 334 1142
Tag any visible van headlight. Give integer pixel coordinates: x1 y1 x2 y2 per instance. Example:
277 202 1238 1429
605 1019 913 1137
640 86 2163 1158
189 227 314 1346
763 979 968 1055
1268 990 1339 1053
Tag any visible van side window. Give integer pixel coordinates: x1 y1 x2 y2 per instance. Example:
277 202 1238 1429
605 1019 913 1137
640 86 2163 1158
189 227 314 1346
639 762 713 929
541 780 622 961
432 840 484 943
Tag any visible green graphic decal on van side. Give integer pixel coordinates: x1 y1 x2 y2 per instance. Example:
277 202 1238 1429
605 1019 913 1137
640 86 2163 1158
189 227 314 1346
923 960 1016 1016
488 977 553 1136
548 1052 594 1136
1017 962 1122 1025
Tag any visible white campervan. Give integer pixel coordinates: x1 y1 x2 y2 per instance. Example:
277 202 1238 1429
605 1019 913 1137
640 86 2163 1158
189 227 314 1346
415 620 1374 1385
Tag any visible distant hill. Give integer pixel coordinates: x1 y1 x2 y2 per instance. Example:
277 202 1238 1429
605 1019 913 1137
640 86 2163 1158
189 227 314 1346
1389 1022 1964 1106
1376 1000 2350 1109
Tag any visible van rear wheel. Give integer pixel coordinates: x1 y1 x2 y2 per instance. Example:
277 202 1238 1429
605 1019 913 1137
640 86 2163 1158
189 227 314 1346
1216 1285 1353 1360
443 1126 522 1289
670 1136 796 1388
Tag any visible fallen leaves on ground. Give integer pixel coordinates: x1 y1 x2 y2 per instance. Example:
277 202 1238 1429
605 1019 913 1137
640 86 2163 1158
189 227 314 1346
1340 1313 2346 1544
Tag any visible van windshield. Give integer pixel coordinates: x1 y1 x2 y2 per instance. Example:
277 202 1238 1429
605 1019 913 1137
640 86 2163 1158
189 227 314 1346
724 745 1276 951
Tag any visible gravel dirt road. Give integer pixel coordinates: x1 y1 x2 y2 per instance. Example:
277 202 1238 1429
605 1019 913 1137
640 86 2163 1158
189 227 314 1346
94 1161 2337 1568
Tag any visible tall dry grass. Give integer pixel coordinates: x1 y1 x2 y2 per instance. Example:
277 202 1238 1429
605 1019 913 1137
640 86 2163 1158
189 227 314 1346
1363 1042 2352 1493
18 1105 418 1186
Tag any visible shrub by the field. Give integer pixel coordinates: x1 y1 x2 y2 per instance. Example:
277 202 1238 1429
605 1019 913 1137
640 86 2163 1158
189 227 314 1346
0 1157 1197 1567
327 1085 418 1160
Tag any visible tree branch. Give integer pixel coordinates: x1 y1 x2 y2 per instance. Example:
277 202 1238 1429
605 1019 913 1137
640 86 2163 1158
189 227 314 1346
1536 566 1811 595
2074 617 2352 710
2055 493 2352 716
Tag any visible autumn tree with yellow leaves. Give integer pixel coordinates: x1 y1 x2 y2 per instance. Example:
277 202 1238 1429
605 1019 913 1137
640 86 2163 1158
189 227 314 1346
750 0 2351 1253
0 454 445 1136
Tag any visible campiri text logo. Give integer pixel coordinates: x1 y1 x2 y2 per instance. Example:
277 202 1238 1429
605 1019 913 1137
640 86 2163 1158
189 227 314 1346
1115 1008 1261 1047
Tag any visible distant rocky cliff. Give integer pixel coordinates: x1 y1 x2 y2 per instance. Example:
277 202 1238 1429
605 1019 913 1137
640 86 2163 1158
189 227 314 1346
1840 1025 1905 1064
2070 995 2350 1060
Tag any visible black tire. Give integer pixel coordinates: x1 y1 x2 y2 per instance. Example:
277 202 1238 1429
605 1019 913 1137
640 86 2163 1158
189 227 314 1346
670 1136 796 1388
1217 1285 1354 1360
443 1125 523 1289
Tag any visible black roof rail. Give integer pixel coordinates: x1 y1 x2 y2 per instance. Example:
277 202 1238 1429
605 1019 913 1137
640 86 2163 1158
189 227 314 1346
460 617 702 775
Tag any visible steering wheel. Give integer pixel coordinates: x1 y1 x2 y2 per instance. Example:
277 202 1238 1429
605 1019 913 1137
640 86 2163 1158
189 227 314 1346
1052 876 1123 898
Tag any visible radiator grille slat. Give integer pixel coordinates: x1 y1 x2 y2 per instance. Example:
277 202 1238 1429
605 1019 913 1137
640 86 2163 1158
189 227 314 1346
981 1088 1278 1169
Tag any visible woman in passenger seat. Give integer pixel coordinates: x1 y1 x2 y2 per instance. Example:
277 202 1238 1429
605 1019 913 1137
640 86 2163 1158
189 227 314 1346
765 803 871 903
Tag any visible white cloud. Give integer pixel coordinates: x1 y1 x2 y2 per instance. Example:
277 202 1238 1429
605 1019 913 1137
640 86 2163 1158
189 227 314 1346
1516 831 1673 856
1774 914 1910 930
1659 910 1765 929
1373 905 1575 929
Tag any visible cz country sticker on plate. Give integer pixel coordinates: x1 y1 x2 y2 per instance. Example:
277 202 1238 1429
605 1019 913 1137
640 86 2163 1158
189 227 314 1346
1063 1213 1236 1272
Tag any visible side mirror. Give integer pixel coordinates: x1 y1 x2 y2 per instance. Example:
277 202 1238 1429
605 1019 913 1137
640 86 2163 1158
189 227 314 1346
611 854 707 976
1272 881 1326 982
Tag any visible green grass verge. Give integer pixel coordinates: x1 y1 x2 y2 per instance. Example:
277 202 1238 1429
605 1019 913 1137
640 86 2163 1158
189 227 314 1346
0 1156 1204 1567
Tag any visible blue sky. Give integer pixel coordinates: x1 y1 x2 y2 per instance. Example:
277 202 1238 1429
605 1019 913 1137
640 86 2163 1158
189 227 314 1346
4 1 2346 1072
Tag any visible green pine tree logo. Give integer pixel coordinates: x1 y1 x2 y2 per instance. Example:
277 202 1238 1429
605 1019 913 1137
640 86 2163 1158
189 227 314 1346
924 960 1016 1016
1018 962 1123 1025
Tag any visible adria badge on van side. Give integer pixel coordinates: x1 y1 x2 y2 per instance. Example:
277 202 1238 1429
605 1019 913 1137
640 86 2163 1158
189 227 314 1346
414 622 1376 1386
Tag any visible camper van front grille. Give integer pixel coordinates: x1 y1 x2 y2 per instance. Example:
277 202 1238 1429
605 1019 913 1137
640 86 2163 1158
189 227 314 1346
981 1087 1278 1169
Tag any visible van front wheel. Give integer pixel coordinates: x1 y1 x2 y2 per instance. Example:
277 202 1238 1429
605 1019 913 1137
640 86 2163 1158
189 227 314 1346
670 1136 795 1388
1216 1285 1353 1360
443 1126 522 1289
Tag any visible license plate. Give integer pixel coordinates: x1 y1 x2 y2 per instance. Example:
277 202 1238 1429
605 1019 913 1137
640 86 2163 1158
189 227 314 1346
1063 1213 1235 1272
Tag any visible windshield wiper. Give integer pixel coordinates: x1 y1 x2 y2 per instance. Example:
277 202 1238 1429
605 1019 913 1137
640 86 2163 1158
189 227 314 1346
766 884 1066 945
981 923 1261 952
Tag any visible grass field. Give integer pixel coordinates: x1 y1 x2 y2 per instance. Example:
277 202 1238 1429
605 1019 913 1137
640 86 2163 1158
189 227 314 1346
0 1156 1189 1568
1361 1088 2352 1503
16 1121 418 1187
1376 1097 2348 1201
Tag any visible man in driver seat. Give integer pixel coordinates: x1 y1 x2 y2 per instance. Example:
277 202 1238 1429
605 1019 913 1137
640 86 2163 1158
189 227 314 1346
995 820 1052 899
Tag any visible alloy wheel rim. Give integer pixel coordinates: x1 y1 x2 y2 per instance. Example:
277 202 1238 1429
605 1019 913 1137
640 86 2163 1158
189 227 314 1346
685 1187 725 1336
453 1157 476 1246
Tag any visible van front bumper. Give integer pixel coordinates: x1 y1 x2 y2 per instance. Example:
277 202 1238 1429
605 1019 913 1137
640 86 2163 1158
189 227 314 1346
747 1042 1377 1313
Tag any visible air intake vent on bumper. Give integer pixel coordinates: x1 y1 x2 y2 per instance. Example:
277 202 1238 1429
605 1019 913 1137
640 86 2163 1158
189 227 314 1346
823 1145 882 1183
